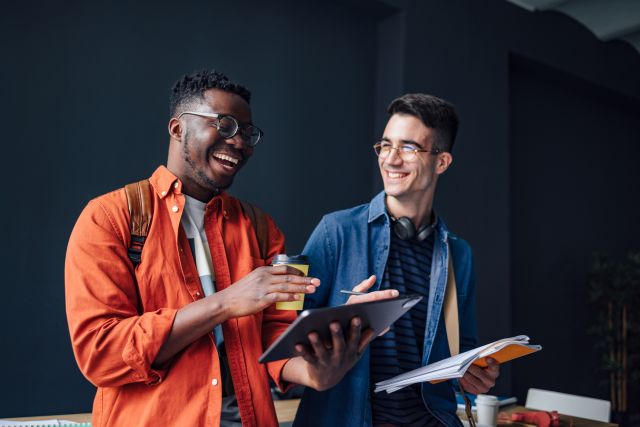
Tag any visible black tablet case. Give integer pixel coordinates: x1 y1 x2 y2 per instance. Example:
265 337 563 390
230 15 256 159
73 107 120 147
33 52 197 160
259 295 423 363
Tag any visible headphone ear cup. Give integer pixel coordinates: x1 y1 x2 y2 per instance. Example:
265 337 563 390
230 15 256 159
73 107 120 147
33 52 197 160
415 224 433 241
393 217 415 241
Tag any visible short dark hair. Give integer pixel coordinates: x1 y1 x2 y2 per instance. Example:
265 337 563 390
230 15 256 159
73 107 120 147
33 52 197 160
387 93 459 152
169 69 252 117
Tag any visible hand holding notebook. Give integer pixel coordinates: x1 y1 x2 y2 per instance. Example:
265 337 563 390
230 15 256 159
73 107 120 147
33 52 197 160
375 335 541 394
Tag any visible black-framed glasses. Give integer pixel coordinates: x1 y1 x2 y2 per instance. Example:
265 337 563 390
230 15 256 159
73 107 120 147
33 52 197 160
373 141 441 161
178 111 264 147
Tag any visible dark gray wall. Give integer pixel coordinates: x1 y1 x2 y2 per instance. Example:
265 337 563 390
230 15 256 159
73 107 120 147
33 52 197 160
2 0 639 419
399 0 640 400
510 55 640 401
0 0 382 417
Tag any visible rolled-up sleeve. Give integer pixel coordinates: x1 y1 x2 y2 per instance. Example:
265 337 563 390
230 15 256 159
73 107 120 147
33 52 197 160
65 199 177 388
262 304 297 392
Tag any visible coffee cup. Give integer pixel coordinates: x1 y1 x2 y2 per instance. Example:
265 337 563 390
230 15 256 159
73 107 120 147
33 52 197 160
475 394 499 426
271 254 309 310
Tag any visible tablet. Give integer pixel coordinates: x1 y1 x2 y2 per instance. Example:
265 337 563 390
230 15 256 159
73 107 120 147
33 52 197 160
258 294 423 363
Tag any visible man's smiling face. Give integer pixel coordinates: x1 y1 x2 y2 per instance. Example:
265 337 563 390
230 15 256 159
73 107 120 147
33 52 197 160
176 88 254 198
379 113 442 202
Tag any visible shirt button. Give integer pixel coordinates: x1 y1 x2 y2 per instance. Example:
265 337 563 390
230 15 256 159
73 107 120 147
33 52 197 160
211 378 218 386
174 182 179 189
172 205 179 213
161 191 166 196
196 291 201 297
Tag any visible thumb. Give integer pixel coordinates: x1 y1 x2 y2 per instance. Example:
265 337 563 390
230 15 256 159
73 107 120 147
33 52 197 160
352 275 376 293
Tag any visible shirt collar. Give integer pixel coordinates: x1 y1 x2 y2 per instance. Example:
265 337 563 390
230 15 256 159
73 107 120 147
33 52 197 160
368 191 388 223
149 165 234 218
150 165 179 199
368 191 450 241
206 191 233 219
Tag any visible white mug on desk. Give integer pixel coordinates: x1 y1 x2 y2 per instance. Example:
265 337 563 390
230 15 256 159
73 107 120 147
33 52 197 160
476 394 499 426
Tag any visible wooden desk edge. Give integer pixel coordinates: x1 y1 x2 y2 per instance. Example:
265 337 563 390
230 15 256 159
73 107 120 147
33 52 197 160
1 398 302 424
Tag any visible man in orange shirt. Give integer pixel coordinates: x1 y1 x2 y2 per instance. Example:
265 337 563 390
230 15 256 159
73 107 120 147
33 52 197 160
65 69 396 427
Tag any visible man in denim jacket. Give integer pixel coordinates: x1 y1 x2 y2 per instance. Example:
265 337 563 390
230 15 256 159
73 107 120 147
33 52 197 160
294 94 500 427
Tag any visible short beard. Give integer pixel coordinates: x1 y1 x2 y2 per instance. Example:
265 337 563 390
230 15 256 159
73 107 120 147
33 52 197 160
181 129 232 194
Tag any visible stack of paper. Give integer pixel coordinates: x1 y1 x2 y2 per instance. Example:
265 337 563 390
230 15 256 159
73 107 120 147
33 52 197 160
375 335 541 394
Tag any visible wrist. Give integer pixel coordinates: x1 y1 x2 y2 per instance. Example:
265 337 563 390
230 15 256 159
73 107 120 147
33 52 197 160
282 357 323 390
301 360 331 391
206 292 231 324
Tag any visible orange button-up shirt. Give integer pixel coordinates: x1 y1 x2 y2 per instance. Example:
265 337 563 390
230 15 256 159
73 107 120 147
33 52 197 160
65 166 295 427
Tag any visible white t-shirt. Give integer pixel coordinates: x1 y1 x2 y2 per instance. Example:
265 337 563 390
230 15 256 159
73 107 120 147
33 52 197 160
181 195 223 346
182 195 216 297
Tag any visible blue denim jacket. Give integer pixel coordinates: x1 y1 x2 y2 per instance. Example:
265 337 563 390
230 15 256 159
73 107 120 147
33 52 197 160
293 192 478 427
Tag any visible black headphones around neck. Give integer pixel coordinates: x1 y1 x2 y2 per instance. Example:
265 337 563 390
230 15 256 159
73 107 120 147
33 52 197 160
390 214 436 242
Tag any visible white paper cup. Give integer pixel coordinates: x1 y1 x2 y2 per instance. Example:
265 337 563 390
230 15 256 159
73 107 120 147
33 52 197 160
475 394 499 426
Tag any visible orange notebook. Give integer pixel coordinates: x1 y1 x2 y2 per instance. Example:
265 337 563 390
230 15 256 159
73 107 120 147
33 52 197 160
472 342 540 368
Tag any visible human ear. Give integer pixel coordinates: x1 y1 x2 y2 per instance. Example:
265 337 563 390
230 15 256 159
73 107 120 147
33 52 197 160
435 152 453 175
168 117 183 142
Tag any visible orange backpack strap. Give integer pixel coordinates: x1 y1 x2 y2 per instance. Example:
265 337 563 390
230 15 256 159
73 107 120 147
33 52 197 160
124 179 154 266
239 200 269 260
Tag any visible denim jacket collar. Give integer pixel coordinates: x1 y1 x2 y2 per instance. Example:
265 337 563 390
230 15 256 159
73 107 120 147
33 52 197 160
367 191 388 224
368 191 450 244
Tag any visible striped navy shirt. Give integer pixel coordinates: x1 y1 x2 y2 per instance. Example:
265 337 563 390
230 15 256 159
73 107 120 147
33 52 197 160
370 232 443 427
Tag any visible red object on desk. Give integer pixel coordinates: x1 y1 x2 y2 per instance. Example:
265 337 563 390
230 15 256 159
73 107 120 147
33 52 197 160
510 410 560 427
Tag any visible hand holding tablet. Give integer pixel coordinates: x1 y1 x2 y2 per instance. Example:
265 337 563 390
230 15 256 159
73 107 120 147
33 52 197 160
259 294 423 363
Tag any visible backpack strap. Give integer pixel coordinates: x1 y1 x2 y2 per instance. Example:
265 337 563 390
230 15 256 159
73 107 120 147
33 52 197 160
443 243 460 357
239 200 269 260
443 244 477 426
124 179 154 266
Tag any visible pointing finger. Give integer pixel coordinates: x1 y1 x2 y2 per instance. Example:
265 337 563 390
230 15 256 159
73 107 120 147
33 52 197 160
352 275 376 293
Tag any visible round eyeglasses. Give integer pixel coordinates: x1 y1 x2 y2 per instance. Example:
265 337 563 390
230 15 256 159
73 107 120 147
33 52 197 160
178 111 264 147
373 141 442 161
